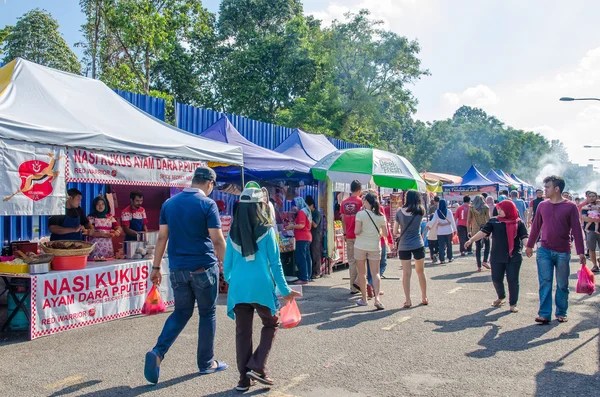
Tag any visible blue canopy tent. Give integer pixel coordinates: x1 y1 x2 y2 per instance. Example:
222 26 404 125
443 165 501 193
200 117 312 182
497 170 522 190
274 128 337 164
485 169 512 186
511 173 534 189
511 173 535 196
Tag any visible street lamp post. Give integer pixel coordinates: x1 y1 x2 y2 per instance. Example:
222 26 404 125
560 97 600 102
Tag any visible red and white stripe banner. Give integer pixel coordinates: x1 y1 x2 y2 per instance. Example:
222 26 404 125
66 149 206 187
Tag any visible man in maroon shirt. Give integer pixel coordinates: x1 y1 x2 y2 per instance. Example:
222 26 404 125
342 180 363 294
526 175 585 324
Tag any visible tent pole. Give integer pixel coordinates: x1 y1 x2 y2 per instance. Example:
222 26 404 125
240 166 245 187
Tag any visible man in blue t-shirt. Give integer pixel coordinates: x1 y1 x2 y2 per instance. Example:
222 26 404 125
510 190 527 223
144 166 228 384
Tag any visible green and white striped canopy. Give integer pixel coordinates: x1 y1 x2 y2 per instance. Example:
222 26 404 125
311 148 426 192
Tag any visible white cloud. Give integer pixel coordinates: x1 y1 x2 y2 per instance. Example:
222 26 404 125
442 84 499 108
309 0 421 28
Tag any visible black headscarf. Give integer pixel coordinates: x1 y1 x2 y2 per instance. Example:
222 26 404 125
89 195 110 219
230 202 271 260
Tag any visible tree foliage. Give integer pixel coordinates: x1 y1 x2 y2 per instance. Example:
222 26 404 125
2 5 584 185
1 9 80 73
277 10 428 148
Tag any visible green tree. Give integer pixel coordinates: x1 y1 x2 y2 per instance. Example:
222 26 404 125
95 0 213 95
408 106 553 181
0 26 11 57
217 0 303 45
278 10 429 147
2 9 80 73
77 0 105 79
214 1 318 120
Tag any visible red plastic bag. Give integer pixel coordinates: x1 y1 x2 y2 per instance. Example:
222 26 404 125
142 285 167 315
452 234 459 245
280 299 301 329
576 263 596 296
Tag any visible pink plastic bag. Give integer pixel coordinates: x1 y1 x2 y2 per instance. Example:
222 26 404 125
576 263 596 296
142 285 167 315
280 299 301 329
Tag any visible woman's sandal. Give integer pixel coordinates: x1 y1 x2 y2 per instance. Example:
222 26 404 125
403 302 412 309
535 316 550 324
509 305 519 313
557 316 568 323
491 299 505 307
421 298 429 306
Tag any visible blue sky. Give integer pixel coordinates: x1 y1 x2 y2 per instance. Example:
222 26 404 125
2 0 600 169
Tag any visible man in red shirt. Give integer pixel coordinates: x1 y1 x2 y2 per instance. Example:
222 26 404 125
122 190 149 241
455 196 472 256
342 180 363 294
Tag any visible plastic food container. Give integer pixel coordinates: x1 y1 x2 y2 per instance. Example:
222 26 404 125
52 255 88 271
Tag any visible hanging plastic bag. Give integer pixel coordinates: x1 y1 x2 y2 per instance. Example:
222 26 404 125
452 233 459 245
142 284 167 315
280 298 301 329
576 263 596 296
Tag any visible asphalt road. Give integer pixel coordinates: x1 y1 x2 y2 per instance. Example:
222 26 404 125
1 250 599 397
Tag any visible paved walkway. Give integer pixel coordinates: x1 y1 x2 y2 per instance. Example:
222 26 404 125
1 251 599 396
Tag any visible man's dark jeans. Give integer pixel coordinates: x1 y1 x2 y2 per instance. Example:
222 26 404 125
458 225 471 253
153 266 219 370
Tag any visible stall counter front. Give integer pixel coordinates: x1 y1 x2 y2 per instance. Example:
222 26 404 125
2 258 175 340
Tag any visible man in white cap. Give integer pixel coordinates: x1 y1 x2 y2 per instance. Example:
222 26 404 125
144 166 228 384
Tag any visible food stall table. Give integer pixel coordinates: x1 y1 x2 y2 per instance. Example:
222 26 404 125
1 258 174 340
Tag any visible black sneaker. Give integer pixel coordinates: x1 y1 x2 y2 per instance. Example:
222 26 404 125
592 266 600 273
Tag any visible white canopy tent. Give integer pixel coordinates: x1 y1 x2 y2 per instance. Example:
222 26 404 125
0 58 243 165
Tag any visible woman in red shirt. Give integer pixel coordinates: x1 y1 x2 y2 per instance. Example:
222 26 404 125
286 197 313 284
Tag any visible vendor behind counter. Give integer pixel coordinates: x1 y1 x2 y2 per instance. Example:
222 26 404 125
122 190 149 241
48 188 93 241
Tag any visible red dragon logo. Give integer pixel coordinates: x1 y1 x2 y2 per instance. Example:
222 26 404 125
3 152 62 202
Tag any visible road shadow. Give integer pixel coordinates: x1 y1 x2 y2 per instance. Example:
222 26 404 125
534 330 600 396
291 284 401 329
0 330 29 346
430 271 476 281
49 380 102 397
75 373 200 397
425 307 510 333
535 361 599 396
316 308 402 331
468 309 600 360
456 275 492 284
